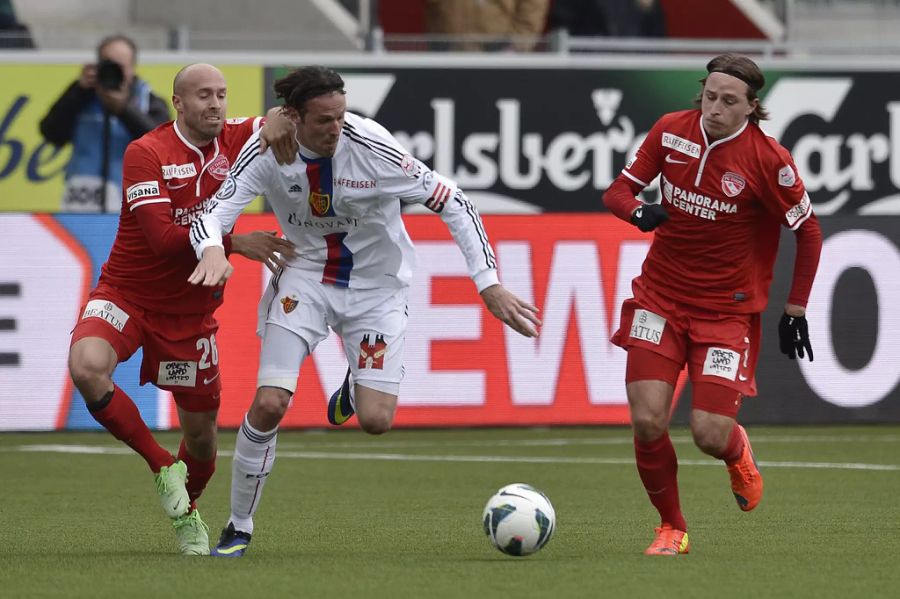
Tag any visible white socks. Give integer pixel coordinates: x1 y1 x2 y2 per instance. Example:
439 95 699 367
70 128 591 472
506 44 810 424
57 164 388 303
228 415 278 535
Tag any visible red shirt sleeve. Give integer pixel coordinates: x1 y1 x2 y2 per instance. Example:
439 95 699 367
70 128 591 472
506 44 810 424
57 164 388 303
124 142 234 258
787 213 822 308
603 116 667 221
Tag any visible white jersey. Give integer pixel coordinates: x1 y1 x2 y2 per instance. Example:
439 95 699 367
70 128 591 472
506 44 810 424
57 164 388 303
191 112 499 292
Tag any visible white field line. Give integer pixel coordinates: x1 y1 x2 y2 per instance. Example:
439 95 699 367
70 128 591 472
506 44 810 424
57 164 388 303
10 444 900 472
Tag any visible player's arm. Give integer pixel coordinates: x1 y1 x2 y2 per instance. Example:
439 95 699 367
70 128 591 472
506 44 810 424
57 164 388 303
603 118 668 232
122 143 236 258
258 106 298 165
763 156 823 361
188 132 290 286
362 116 540 337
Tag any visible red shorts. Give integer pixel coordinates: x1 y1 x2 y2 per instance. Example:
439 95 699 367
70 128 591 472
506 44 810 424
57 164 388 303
70 283 222 410
611 283 761 398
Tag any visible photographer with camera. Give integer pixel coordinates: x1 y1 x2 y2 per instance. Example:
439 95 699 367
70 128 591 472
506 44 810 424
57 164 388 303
39 34 169 212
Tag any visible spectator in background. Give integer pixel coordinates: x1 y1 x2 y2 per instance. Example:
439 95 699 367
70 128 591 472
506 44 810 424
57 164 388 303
39 34 170 213
424 0 550 52
550 0 666 38
0 0 33 48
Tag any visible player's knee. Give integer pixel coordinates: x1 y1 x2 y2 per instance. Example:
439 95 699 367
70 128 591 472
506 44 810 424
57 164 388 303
253 387 292 421
630 411 668 441
67 353 112 401
359 410 394 435
690 421 728 456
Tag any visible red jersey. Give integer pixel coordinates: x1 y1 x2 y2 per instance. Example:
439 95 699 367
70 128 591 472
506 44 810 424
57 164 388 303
618 110 814 314
100 117 263 314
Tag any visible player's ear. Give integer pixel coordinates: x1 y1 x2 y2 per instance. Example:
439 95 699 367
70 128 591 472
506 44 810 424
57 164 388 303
747 97 759 116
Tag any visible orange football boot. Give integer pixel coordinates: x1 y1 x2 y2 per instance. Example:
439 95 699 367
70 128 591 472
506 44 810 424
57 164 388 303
644 524 690 556
727 425 763 511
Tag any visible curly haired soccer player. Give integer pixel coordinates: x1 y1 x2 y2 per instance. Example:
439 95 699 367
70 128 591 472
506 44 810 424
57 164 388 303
188 65 542 557
604 54 823 555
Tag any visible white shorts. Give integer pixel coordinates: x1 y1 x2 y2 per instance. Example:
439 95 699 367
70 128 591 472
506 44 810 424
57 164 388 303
258 269 408 387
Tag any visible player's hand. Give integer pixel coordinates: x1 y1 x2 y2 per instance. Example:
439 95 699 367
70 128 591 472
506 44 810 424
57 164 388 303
231 231 297 273
631 203 669 232
778 309 813 361
78 64 97 89
188 246 234 287
480 284 541 338
260 107 298 165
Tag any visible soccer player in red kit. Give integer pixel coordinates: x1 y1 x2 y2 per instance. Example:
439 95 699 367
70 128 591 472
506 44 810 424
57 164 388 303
604 54 822 555
67 63 296 555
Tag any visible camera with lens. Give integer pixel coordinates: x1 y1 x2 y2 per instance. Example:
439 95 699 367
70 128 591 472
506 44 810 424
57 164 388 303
96 59 125 90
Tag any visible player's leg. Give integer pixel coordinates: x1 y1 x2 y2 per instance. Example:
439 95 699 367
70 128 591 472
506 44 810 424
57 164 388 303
212 323 310 558
691 390 762 512
68 303 177 477
687 313 762 512
626 348 689 555
169 401 218 556
333 286 407 434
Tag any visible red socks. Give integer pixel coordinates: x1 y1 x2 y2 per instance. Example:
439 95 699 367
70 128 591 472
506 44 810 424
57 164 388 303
89 385 173 472
178 439 216 505
634 432 687 532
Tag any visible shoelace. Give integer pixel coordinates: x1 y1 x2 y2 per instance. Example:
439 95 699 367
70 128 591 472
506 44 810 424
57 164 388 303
155 467 172 494
173 511 209 533
651 527 682 552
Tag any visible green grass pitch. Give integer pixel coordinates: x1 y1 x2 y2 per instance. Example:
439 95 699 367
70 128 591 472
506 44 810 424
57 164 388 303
1 426 899 598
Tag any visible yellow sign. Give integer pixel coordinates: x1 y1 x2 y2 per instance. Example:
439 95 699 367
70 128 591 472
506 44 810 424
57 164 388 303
0 64 265 212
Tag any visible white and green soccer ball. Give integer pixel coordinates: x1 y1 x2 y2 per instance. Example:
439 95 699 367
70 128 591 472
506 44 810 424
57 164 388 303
482 483 556 556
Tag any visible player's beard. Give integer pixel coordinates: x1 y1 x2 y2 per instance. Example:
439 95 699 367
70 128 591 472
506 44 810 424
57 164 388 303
191 113 224 144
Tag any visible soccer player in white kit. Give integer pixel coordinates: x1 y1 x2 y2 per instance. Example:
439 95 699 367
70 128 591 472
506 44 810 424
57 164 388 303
187 66 541 557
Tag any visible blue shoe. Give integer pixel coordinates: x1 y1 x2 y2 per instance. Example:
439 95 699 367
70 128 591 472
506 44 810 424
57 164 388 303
327 367 355 425
211 522 252 558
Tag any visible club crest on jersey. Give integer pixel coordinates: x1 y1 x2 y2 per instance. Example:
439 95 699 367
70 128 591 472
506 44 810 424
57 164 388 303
721 172 746 198
280 295 299 314
359 333 388 370
309 191 333 217
401 154 418 178
208 154 230 181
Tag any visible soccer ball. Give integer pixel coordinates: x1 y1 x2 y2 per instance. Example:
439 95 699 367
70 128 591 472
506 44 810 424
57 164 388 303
482 483 556 556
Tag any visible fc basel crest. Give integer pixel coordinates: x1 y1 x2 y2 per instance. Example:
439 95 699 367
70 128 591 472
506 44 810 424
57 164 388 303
280 295 298 314
309 191 332 217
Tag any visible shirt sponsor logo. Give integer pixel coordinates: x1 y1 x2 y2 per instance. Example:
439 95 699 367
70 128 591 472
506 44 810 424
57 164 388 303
662 176 737 221
785 192 812 227
81 299 130 332
333 178 377 189
161 163 197 179
173 197 216 226
629 309 665 345
778 165 796 187
226 117 248 124
702 347 740 381
126 181 160 203
208 154 230 181
661 133 701 158
287 214 359 229
721 171 746 198
216 176 237 200
157 361 198 387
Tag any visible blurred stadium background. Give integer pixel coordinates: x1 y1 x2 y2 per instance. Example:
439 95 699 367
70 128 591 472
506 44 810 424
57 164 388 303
3 0 899 431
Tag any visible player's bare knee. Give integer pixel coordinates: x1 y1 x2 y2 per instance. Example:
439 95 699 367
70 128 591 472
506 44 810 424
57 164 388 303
630 412 668 441
359 409 394 435
68 356 112 402
253 387 292 422
690 423 728 456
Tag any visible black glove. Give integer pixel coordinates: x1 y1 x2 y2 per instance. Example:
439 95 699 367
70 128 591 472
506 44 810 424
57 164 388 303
778 312 813 361
631 203 669 232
